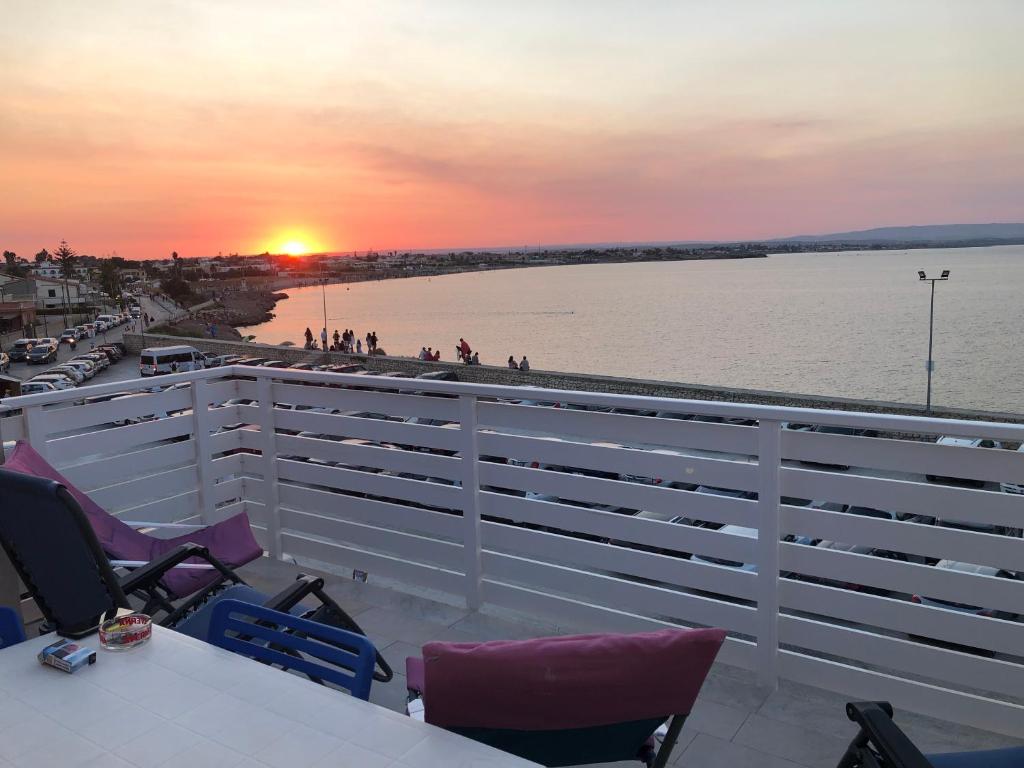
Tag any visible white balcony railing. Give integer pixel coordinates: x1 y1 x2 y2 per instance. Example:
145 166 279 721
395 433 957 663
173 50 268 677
2 366 1023 736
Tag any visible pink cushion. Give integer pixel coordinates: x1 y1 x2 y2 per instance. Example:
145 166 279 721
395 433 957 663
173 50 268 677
3 441 262 598
421 627 726 731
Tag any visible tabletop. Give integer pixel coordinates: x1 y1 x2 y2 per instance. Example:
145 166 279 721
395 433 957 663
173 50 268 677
0 626 541 768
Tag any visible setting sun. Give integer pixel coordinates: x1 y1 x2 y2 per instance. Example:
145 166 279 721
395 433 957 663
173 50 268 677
280 240 308 256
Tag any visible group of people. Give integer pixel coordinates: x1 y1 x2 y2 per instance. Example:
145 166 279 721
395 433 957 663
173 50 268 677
507 355 530 371
304 327 378 354
418 346 442 361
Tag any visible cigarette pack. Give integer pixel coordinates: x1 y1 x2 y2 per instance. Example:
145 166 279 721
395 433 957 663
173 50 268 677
37 639 97 673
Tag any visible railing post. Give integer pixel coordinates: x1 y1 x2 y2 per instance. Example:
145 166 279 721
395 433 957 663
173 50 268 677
756 418 782 691
460 394 483 610
23 405 47 458
256 375 283 560
191 379 215 523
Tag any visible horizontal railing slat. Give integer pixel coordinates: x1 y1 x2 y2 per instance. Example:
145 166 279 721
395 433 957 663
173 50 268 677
477 402 759 455
781 503 1024 572
275 432 461 481
478 431 759 490
482 551 758 635
781 466 1024 529
479 492 757 562
482 520 756 599
779 541 1024 613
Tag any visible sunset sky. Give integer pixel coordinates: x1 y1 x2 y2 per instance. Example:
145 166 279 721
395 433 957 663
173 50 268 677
1 1 1022 259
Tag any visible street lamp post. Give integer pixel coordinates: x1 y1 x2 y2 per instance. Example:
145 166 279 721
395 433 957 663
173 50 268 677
319 257 329 355
917 269 950 412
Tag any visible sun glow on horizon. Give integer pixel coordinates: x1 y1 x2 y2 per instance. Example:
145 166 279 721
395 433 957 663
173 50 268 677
280 240 308 256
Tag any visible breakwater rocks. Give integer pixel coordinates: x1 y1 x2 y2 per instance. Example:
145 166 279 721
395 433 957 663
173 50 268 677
200 291 288 327
121 333 1024 425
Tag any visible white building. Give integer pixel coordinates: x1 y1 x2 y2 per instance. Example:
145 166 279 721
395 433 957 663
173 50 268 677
33 276 88 309
30 261 91 280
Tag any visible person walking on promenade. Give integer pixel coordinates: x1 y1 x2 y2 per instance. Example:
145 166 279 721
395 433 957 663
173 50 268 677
520 355 530 372
304 327 313 348
333 329 340 348
356 338 363 354
366 332 372 353
371 331 378 352
320 327 328 350
508 355 518 369
459 337 471 362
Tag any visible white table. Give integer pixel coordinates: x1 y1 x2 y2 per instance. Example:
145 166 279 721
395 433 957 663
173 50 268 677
0 626 540 768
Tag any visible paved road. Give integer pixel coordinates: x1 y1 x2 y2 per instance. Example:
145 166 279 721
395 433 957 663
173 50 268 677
4 296 182 387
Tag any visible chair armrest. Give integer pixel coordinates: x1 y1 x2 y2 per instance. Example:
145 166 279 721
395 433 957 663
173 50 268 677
842 702 933 768
111 560 215 570
118 543 239 595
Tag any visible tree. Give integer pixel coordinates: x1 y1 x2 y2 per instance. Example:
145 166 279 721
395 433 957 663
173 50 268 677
98 259 122 304
171 251 182 278
35 249 50 263
3 250 15 269
53 240 77 327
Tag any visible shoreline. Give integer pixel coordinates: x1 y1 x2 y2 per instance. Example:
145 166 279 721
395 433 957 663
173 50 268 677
230 239 1020 337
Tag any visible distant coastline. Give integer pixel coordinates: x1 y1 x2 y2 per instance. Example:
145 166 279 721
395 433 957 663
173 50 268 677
201 237 1022 334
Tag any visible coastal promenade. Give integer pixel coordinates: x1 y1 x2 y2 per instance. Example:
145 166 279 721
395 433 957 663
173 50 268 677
121 332 1024 424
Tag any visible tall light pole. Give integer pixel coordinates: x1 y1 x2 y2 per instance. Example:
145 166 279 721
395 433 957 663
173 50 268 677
319 257 328 354
917 269 950 412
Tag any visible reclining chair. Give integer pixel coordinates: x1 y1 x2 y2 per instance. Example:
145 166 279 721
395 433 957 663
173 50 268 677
0 468 392 682
3 441 263 617
838 701 1024 768
404 628 726 767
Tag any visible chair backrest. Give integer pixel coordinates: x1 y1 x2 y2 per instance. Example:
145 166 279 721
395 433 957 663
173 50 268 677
0 468 128 638
0 606 26 649
420 627 726 766
2 442 154 563
207 599 377 701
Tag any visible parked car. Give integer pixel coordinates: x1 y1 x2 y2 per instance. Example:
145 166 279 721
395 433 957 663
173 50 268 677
261 360 289 368
46 365 85 384
27 340 58 364
288 362 315 370
28 374 75 391
235 358 270 367
18 381 56 395
912 560 1021 620
8 339 37 362
81 323 96 337
59 328 81 344
72 353 109 371
1001 444 1024 495
61 359 96 379
797 425 870 470
926 436 1003 486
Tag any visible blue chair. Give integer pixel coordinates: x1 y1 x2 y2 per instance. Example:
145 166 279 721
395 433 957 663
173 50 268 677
837 702 1024 767
0 606 25 649
207 599 377 701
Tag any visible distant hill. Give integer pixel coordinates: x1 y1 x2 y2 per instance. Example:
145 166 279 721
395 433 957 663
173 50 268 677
776 223 1024 243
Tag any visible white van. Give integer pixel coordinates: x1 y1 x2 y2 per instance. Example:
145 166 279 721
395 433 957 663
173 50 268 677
96 314 119 328
140 345 207 377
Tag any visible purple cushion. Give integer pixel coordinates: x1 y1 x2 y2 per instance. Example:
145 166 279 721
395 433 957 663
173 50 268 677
3 441 262 598
422 627 726 731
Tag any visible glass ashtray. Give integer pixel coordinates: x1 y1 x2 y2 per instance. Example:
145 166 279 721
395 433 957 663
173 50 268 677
99 613 152 650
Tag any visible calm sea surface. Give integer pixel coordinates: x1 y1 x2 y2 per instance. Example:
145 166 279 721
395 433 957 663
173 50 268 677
240 245 1024 413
